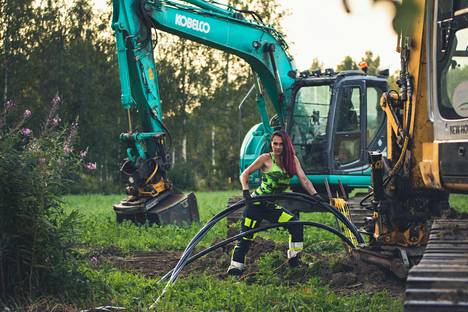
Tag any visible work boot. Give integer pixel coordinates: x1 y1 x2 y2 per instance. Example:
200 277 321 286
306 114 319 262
287 242 303 267
227 267 243 277
288 254 301 267
227 260 244 278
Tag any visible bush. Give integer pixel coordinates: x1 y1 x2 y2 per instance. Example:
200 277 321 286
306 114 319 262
0 98 87 301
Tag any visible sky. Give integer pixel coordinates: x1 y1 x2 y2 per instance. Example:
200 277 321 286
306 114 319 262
94 0 400 72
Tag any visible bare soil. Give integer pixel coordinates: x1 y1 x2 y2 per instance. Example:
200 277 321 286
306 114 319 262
98 237 405 298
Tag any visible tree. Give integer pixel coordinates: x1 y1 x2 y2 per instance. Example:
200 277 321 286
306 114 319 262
336 56 358 71
309 58 324 72
360 50 381 75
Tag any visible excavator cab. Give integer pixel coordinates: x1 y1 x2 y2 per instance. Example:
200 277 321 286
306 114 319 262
240 70 387 197
431 1 468 189
287 71 387 194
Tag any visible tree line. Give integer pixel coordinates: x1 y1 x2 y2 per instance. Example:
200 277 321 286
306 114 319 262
1 0 390 193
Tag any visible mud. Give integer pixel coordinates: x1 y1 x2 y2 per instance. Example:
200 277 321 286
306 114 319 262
99 237 404 298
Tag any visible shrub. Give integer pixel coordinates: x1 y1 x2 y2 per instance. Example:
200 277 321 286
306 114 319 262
0 98 86 301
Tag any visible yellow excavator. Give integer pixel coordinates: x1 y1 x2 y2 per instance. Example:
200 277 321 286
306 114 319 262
349 0 468 310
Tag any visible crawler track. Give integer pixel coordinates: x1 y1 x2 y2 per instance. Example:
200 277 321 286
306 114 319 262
347 194 373 229
404 219 468 312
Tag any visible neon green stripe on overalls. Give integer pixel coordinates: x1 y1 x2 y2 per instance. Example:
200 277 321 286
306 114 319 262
255 153 291 195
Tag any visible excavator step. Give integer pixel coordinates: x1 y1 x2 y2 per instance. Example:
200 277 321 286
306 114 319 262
404 219 468 312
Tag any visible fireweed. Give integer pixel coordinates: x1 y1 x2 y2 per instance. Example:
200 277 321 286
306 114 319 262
0 97 94 302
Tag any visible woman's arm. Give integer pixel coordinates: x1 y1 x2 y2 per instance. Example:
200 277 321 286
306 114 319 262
239 154 269 190
294 156 318 196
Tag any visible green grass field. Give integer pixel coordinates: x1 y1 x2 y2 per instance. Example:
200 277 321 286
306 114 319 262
60 191 410 311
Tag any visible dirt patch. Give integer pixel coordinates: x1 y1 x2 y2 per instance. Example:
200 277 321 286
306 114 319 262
103 237 281 278
13 298 79 312
100 237 404 298
307 253 404 297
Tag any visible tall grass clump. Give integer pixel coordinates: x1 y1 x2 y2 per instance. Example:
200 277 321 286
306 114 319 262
0 97 89 302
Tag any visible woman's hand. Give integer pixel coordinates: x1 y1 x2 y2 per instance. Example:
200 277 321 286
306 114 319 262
243 190 253 209
311 192 327 203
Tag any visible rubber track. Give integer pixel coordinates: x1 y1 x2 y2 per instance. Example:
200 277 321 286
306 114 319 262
404 219 468 312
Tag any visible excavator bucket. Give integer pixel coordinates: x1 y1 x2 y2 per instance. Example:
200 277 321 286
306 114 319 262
113 191 199 225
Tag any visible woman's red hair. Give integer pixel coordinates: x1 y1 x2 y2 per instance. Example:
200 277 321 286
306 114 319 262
271 130 296 176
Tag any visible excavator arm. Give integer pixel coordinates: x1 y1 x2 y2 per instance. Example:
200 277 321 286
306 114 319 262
112 0 296 136
111 0 296 223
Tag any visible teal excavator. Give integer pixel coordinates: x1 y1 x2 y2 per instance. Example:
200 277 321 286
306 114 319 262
111 0 388 224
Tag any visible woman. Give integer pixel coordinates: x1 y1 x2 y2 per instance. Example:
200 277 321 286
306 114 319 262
228 130 323 276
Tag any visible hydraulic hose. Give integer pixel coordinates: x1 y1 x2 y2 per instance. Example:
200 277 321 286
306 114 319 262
158 220 355 283
170 192 363 283
174 193 364 283
151 192 364 308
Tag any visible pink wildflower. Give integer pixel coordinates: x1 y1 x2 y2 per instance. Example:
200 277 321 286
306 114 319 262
64 144 73 154
23 109 32 119
85 162 97 170
51 95 61 109
37 158 47 166
4 100 15 110
51 115 61 127
90 256 99 267
79 148 88 159
21 128 32 137
69 118 79 141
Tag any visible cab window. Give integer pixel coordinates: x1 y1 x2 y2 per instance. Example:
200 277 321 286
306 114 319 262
334 86 361 165
290 85 332 171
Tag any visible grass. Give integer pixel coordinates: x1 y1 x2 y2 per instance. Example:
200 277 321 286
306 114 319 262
79 267 401 312
63 192 342 253
449 194 468 213
58 191 402 311
58 191 468 310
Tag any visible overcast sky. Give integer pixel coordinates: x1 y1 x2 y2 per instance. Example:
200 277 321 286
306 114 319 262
95 0 400 72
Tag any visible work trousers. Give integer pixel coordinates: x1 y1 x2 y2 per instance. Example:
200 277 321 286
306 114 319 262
231 200 303 264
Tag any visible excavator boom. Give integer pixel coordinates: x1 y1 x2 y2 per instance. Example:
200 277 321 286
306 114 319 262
111 0 296 223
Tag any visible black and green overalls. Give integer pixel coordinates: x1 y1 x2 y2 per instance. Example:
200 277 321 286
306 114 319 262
229 153 304 272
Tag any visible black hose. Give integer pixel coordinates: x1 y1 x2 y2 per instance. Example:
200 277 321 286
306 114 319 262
154 192 365 305
158 220 355 282
168 192 364 285
167 199 246 283
173 192 363 278
266 192 364 243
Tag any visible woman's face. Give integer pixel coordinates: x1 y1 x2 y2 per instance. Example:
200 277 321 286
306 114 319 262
271 135 284 156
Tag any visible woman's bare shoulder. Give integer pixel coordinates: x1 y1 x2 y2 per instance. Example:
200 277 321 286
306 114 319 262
256 153 271 169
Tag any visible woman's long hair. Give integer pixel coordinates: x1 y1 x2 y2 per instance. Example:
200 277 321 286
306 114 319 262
271 130 296 176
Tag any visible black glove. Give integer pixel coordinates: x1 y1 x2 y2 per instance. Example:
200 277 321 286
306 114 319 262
243 190 252 208
312 193 327 203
